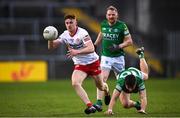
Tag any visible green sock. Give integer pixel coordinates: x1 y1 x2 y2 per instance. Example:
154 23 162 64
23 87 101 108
138 52 144 59
135 101 141 108
96 99 102 106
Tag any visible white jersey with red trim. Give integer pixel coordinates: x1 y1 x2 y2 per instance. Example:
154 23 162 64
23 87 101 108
57 27 99 65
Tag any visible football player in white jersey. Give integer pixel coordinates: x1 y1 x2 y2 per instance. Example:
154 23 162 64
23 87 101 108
48 14 110 114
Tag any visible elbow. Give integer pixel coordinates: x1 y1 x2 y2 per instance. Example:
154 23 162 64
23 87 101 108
91 46 95 53
128 39 133 45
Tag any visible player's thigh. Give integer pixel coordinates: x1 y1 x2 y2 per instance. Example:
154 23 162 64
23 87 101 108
71 70 87 85
112 56 125 74
100 56 112 69
119 91 130 105
101 69 111 81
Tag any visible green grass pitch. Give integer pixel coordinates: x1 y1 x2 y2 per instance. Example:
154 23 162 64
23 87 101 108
0 78 180 117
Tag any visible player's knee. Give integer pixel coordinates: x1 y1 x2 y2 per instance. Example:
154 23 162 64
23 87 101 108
103 75 108 82
72 82 81 88
122 102 129 108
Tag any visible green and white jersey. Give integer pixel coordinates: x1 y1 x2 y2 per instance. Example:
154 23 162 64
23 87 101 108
116 67 145 93
101 20 130 57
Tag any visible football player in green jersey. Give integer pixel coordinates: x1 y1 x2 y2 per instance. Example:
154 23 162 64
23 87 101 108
94 5 133 110
104 47 149 115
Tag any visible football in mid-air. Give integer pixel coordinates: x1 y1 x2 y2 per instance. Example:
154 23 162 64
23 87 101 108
43 26 58 40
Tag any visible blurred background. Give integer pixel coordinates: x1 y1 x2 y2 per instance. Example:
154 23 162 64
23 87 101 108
0 0 180 82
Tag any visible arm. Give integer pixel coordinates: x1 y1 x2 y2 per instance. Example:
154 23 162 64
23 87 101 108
119 35 133 49
105 89 121 115
138 89 147 113
108 35 133 51
48 40 61 50
94 32 103 46
67 36 94 58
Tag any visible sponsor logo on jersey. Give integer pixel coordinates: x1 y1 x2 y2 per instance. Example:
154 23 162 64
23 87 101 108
102 33 119 40
114 28 119 32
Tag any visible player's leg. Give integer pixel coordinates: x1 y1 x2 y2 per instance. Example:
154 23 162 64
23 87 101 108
93 73 111 111
136 47 149 80
120 91 139 109
93 73 111 106
95 56 112 106
71 70 96 114
95 70 111 107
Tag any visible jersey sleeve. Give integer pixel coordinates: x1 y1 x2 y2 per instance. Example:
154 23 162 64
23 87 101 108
115 77 124 92
138 80 146 91
123 23 130 36
80 29 91 44
56 32 66 44
115 84 122 92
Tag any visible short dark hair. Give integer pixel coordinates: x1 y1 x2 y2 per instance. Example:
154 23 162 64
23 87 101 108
106 5 118 12
125 74 136 88
64 14 76 20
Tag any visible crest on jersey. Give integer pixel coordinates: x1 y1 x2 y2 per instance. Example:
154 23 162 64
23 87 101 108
74 38 81 44
114 28 119 32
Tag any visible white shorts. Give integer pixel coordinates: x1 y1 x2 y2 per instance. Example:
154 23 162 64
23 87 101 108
100 55 125 74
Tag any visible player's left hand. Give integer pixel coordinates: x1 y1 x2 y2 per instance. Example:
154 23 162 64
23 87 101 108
138 109 147 114
66 48 80 58
108 44 120 52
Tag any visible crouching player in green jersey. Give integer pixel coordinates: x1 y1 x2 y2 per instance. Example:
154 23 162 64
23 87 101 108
105 47 149 115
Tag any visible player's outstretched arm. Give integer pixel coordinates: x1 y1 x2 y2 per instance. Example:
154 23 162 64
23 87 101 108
138 89 147 114
104 89 120 116
48 40 61 50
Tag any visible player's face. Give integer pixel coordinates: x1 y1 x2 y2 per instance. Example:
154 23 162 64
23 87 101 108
65 19 77 33
106 10 118 25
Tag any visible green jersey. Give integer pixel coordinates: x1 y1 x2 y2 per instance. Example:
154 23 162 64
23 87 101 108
101 20 130 57
116 67 145 93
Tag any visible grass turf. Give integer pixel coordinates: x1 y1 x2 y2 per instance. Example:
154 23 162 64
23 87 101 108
0 78 180 117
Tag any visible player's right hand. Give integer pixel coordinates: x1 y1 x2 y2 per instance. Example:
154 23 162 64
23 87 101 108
108 44 120 52
104 109 114 116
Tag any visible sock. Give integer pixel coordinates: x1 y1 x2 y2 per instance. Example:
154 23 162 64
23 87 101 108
96 99 102 106
87 102 93 107
134 101 141 108
138 52 144 59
